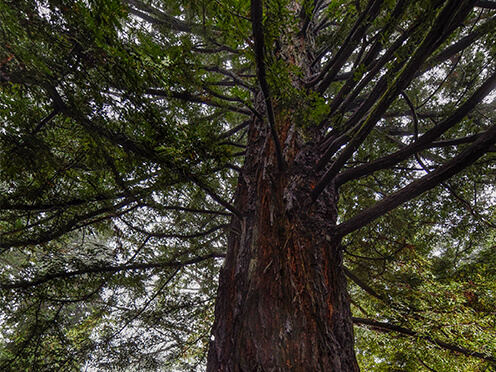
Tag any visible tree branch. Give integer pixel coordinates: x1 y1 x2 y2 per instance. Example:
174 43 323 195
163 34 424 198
475 0 496 9
202 66 256 91
315 24 422 170
310 0 384 92
145 88 252 116
312 1 478 200
122 222 230 240
251 0 285 171
31 109 60 134
335 70 496 186
103 267 182 343
0 252 226 290
0 199 138 249
123 0 207 35
188 175 243 219
353 317 496 363
335 120 496 237
0 192 130 211
219 120 250 139
420 15 496 75
344 267 391 305
142 203 232 216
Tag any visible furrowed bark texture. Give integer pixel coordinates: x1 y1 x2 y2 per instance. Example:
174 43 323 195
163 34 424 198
207 98 358 370
207 2 359 368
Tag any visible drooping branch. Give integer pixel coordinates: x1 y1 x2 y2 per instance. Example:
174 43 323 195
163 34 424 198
122 221 230 240
353 317 496 363
0 252 226 290
0 192 129 211
335 120 496 237
145 88 252 116
0 200 138 249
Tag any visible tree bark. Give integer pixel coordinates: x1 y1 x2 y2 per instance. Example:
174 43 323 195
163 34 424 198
207 104 359 370
207 1 358 367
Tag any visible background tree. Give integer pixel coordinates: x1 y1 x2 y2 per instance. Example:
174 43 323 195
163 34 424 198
1 0 495 371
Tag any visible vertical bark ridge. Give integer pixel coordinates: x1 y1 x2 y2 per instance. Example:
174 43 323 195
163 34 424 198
207 2 358 369
207 112 358 370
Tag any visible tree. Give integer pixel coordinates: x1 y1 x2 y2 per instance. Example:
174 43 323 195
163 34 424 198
1 0 496 370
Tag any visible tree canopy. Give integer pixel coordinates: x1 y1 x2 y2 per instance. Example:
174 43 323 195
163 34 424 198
1 0 496 370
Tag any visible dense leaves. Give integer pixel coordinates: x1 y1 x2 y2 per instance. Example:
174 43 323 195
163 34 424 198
1 0 495 370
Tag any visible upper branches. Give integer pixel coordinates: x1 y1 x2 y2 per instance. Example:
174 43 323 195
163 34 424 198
335 71 496 187
310 0 489 202
251 0 285 171
310 0 386 93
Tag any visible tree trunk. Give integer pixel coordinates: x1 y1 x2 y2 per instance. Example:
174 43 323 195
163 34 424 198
207 105 359 370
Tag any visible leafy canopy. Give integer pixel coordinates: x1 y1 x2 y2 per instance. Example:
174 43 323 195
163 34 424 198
1 0 496 371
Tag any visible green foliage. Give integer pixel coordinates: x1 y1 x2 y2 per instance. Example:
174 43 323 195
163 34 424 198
1 0 495 370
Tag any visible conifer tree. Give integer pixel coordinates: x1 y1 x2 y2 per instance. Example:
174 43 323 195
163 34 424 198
1 0 495 370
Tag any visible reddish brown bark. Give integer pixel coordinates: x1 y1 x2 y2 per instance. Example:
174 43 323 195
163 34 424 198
207 107 359 370
207 1 358 367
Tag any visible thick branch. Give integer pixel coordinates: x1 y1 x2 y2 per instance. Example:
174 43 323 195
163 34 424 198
312 0 478 201
310 0 384 92
475 0 496 9
122 0 216 37
335 120 496 237
219 120 250 139
353 317 496 363
421 15 496 74
428 133 481 148
31 109 60 134
327 23 419 127
335 71 496 186
315 24 423 171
